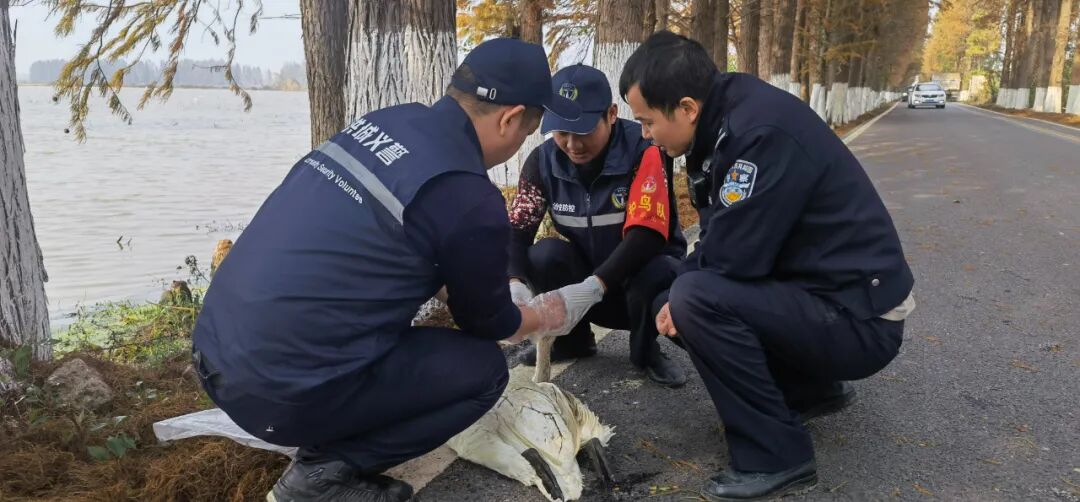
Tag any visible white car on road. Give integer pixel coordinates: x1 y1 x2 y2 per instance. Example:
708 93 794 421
908 83 947 109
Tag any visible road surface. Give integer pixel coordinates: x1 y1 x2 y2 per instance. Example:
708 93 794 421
417 103 1080 501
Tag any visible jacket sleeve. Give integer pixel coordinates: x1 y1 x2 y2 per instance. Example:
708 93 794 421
697 126 818 279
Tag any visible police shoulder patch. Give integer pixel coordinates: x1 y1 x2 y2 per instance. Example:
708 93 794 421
719 159 757 207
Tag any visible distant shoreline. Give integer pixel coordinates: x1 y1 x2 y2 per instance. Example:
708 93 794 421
15 82 307 93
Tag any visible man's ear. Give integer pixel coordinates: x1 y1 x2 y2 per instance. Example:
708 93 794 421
606 104 619 125
499 105 528 135
678 97 700 124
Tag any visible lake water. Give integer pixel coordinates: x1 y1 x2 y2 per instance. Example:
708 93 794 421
19 86 311 324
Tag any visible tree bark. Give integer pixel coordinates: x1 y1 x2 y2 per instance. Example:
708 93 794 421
0 0 51 360
807 0 827 115
715 0 730 71
1042 0 1073 112
345 0 456 120
790 0 806 96
739 0 761 76
655 0 670 31
770 0 796 88
521 0 544 45
1013 0 1038 108
596 0 649 119
759 0 775 79
998 0 1020 106
1031 0 1059 110
692 0 717 59
300 0 348 147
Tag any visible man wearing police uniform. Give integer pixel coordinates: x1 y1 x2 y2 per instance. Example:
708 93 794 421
508 64 688 387
190 39 605 502
620 32 916 500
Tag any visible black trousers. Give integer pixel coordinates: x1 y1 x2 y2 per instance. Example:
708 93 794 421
195 326 508 474
667 269 903 472
524 238 679 367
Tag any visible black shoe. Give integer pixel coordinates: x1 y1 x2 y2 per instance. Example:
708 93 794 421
520 340 597 366
702 459 817 501
644 350 687 388
267 457 413 502
795 382 857 423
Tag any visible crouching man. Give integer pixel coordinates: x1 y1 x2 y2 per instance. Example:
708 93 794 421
192 39 605 502
509 64 688 388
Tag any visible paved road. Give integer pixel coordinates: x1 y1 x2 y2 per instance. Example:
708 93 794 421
418 103 1080 501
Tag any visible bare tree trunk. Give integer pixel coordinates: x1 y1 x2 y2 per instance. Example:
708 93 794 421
739 0 761 75
345 0 456 120
1043 0 1073 112
807 0 827 116
521 0 544 44
1013 0 1038 108
301 0 348 147
759 0 775 80
998 0 1019 106
715 0 730 71
770 0 796 90
1067 2 1080 114
655 0 670 31
1031 0 1059 111
0 0 51 360
790 0 806 97
692 0 717 59
596 0 649 119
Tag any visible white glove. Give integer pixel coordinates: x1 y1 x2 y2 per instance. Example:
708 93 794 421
526 276 605 337
509 280 534 306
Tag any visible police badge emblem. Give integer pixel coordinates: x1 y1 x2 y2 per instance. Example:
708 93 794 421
719 160 757 207
611 187 629 209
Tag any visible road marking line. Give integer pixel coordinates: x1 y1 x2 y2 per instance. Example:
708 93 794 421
388 327 617 492
843 101 900 145
954 103 1080 145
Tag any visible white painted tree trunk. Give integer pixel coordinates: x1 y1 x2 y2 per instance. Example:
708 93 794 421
1013 88 1030 109
595 42 642 120
1031 87 1047 112
810 83 826 120
0 2 51 359
1066 85 1080 114
1043 87 1063 113
344 1 456 121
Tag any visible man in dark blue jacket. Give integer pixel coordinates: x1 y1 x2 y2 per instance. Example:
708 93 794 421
620 32 915 500
191 39 602 502
508 64 688 388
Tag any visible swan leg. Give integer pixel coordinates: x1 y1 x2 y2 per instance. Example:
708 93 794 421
580 437 615 491
521 447 564 501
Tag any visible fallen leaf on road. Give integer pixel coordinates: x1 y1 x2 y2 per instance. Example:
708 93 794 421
892 487 902 497
1010 359 1039 372
1015 424 1029 432
639 439 702 472
914 482 934 497
980 458 1003 465
828 481 849 493
962 263 977 271
924 336 942 344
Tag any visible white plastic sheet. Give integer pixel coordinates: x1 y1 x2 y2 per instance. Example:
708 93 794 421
152 408 297 457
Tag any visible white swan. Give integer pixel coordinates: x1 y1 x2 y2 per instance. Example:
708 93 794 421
446 335 615 502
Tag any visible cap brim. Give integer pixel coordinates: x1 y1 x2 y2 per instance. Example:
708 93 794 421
541 110 602 135
543 93 582 124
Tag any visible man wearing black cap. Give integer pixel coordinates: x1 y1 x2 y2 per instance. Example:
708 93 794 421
619 31 914 500
508 64 689 388
190 38 601 502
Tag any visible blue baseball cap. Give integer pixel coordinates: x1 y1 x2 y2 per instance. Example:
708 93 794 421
451 38 581 122
541 64 613 135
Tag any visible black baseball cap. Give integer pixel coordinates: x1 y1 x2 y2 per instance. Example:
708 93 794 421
451 38 581 122
541 64 613 135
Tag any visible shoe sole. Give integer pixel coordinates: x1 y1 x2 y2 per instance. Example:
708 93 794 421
702 473 818 501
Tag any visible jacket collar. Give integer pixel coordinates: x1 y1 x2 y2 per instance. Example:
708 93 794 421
550 119 636 184
687 72 744 165
431 96 486 173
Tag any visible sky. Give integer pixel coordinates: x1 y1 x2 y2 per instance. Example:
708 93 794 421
10 0 306 77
